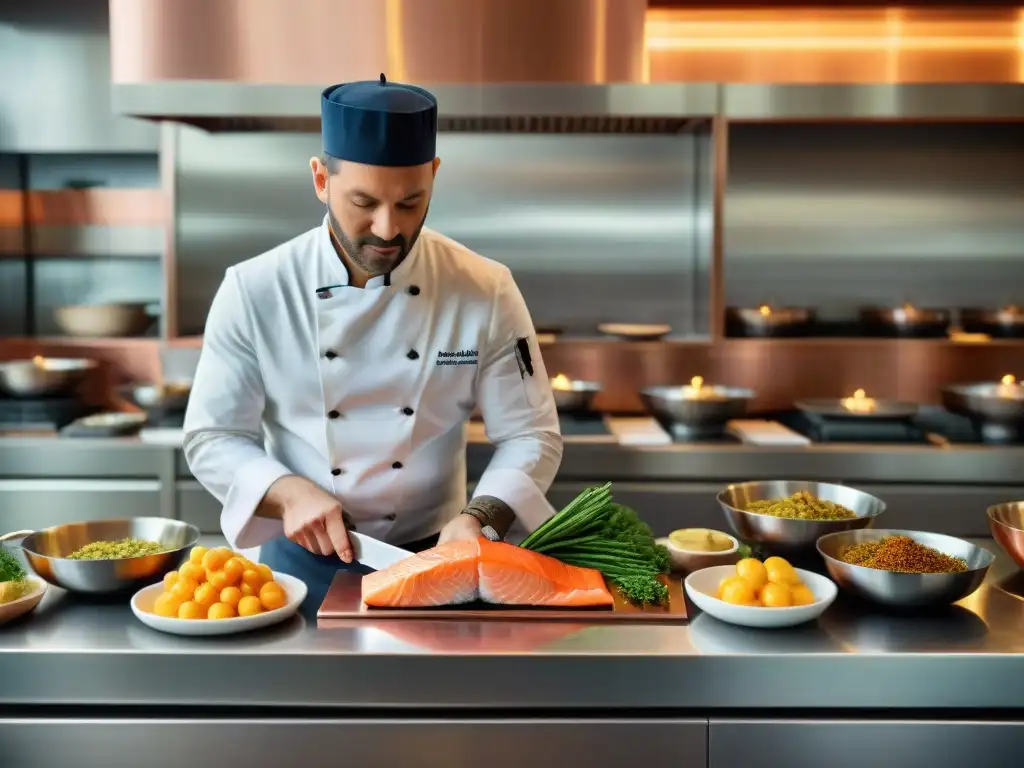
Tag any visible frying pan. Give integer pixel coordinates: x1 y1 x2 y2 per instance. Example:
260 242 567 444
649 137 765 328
796 398 919 420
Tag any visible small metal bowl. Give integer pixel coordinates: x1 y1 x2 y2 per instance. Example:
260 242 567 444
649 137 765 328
0 518 200 594
0 358 97 397
987 501 1024 570
816 529 994 608
121 382 192 412
717 480 885 554
726 306 817 337
550 379 602 412
641 383 754 439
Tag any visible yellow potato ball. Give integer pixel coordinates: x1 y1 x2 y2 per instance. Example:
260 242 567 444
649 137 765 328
760 582 793 607
259 582 287 612
207 602 237 620
153 593 182 618
735 558 768 591
237 595 264 617
220 586 243 608
177 600 206 620
790 584 816 606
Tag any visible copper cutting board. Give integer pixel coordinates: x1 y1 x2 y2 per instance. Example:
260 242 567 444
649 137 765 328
317 571 688 626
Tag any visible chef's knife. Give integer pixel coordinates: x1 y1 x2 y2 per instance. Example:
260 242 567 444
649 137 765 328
348 531 413 570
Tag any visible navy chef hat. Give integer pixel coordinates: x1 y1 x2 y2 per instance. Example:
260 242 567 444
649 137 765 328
321 74 438 167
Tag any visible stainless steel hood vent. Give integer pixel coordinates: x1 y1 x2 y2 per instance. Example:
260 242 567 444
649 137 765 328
108 0 695 133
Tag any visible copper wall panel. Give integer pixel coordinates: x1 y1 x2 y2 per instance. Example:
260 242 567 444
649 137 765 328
108 0 647 85
541 339 1024 413
26 190 165 227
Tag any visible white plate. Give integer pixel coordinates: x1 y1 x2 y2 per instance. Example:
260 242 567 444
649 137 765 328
0 578 47 625
684 564 837 629
131 572 307 636
597 323 672 340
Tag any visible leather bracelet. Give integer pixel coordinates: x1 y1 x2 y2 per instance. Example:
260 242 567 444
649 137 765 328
462 495 516 540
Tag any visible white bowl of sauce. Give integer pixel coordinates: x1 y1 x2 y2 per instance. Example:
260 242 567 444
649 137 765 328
659 528 741 574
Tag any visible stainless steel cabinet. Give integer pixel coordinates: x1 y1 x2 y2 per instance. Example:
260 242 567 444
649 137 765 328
709 720 1024 768
175 479 222 533
841 484 1018 538
0 479 161 532
0 718 707 767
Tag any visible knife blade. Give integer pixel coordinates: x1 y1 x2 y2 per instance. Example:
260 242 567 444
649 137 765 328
348 531 414 570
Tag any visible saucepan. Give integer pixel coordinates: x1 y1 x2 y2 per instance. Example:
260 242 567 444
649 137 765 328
960 305 1024 338
549 374 602 412
120 382 192 413
941 379 1024 444
0 357 97 397
726 306 817 338
859 306 951 338
0 518 199 594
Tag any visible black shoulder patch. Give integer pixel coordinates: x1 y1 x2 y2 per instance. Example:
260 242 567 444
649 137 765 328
514 336 534 379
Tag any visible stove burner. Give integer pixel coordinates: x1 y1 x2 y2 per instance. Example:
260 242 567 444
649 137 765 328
0 396 98 430
975 422 1023 445
662 420 739 443
780 411 926 443
557 412 609 437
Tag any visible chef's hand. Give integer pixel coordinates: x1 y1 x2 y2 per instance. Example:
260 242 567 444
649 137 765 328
437 513 483 545
264 475 353 562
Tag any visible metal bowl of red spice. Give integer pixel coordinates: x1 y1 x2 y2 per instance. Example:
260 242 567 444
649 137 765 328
816 529 994 608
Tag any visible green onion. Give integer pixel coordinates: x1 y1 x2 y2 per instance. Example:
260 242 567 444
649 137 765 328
521 484 670 605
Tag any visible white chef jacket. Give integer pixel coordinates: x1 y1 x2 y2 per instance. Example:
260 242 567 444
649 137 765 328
183 215 563 550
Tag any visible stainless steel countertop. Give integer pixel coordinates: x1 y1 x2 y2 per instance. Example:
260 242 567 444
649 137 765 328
2 433 1024 486
2 539 1023 711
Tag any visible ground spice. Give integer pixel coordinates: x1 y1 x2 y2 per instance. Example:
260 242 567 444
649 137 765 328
839 535 968 574
745 490 858 521
66 538 166 561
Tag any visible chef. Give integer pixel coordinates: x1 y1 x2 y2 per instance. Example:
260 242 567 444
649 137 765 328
183 74 563 609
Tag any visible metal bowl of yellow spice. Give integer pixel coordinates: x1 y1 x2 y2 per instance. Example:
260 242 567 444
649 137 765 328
0 518 200 595
717 480 886 554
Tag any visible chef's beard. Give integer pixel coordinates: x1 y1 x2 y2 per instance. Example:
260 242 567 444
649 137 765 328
327 201 428 279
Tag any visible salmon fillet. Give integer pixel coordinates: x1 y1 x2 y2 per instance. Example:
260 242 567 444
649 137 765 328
361 538 613 608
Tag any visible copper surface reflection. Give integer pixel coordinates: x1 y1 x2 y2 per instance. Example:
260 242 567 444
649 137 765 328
358 621 591 653
646 7 1024 83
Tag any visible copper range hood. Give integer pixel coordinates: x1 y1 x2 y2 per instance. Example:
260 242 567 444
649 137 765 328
108 0 716 133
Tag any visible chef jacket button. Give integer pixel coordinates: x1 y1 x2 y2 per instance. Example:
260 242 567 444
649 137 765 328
328 410 340 419
408 285 420 296
406 349 419 360
402 406 414 416
331 468 342 476
392 461 403 469
325 350 338 360
386 514 396 521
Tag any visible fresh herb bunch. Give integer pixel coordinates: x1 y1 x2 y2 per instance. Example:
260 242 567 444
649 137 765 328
520 482 670 605
0 546 26 583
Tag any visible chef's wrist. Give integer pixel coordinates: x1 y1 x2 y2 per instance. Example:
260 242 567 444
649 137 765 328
256 474 303 519
462 496 516 539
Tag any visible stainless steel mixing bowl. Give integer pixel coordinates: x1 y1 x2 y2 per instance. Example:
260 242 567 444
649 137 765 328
717 480 885 553
0 357 96 397
0 518 200 594
987 501 1024 570
816 529 994 608
641 383 754 439
550 378 602 412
